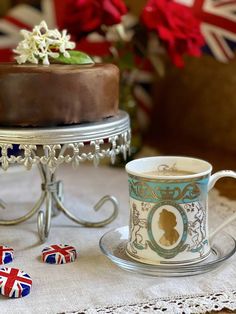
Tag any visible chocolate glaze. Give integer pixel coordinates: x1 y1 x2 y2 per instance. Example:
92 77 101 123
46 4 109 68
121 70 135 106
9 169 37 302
0 63 119 126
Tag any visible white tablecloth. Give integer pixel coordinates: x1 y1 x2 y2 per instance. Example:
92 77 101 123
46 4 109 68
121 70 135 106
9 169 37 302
0 164 235 314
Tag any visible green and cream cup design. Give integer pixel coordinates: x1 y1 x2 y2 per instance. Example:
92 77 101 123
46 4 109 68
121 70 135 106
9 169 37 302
125 156 236 266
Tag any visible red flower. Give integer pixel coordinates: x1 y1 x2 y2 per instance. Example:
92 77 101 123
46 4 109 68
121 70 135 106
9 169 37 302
62 0 127 39
141 0 205 67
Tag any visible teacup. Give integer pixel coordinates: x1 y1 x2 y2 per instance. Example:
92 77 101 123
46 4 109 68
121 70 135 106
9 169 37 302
125 156 236 265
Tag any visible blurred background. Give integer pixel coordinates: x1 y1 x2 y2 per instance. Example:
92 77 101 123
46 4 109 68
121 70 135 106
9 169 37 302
0 0 236 198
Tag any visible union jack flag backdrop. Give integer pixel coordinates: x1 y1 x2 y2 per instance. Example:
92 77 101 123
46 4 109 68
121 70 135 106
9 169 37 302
0 0 62 61
1 0 236 62
176 0 236 62
0 267 32 298
0 0 111 62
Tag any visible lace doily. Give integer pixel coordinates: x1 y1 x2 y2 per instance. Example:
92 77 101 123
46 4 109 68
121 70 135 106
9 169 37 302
73 290 236 314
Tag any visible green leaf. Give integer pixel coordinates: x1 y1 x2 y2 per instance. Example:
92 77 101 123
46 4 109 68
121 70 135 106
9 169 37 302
118 51 135 71
55 50 94 65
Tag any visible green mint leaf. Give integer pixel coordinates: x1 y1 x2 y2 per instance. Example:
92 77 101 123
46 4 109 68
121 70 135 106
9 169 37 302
55 50 94 65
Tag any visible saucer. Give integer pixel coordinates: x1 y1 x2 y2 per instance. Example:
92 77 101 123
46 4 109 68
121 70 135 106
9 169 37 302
99 226 236 277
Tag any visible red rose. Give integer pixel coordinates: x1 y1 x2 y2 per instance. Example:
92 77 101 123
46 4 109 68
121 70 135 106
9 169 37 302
103 0 127 25
141 0 205 67
62 0 127 39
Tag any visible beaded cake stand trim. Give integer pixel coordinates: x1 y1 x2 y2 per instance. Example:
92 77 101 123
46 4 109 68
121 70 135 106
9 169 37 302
0 110 131 242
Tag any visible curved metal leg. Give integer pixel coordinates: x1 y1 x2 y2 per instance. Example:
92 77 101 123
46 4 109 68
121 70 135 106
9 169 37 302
0 192 45 225
53 179 63 215
53 194 119 227
37 191 52 242
0 199 6 209
38 163 60 217
56 180 64 203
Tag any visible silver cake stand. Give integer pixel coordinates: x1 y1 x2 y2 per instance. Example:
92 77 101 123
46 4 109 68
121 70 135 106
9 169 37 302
0 110 130 242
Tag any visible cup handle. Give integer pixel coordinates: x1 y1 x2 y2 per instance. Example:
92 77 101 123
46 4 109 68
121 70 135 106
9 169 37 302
208 170 236 239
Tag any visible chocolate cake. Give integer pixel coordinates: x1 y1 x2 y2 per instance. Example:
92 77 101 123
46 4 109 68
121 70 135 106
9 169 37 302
0 63 119 127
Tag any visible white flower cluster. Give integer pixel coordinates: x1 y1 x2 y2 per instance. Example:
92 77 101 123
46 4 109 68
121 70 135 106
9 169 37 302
14 21 76 65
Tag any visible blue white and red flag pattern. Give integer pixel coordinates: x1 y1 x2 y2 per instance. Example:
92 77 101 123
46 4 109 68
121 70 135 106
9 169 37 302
42 244 77 264
176 0 236 62
1 0 236 62
0 246 14 265
0 0 60 62
0 267 32 298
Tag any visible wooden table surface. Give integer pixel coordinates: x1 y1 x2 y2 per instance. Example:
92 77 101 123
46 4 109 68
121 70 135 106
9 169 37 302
143 134 236 314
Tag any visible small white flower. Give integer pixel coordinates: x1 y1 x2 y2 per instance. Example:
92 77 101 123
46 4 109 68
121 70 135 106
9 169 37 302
14 20 76 65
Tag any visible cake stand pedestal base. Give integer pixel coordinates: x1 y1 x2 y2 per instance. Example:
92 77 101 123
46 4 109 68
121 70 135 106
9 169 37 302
0 164 119 242
0 111 130 242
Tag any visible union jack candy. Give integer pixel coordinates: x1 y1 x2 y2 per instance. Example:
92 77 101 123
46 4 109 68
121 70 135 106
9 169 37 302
0 246 14 265
42 244 77 264
0 267 32 298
